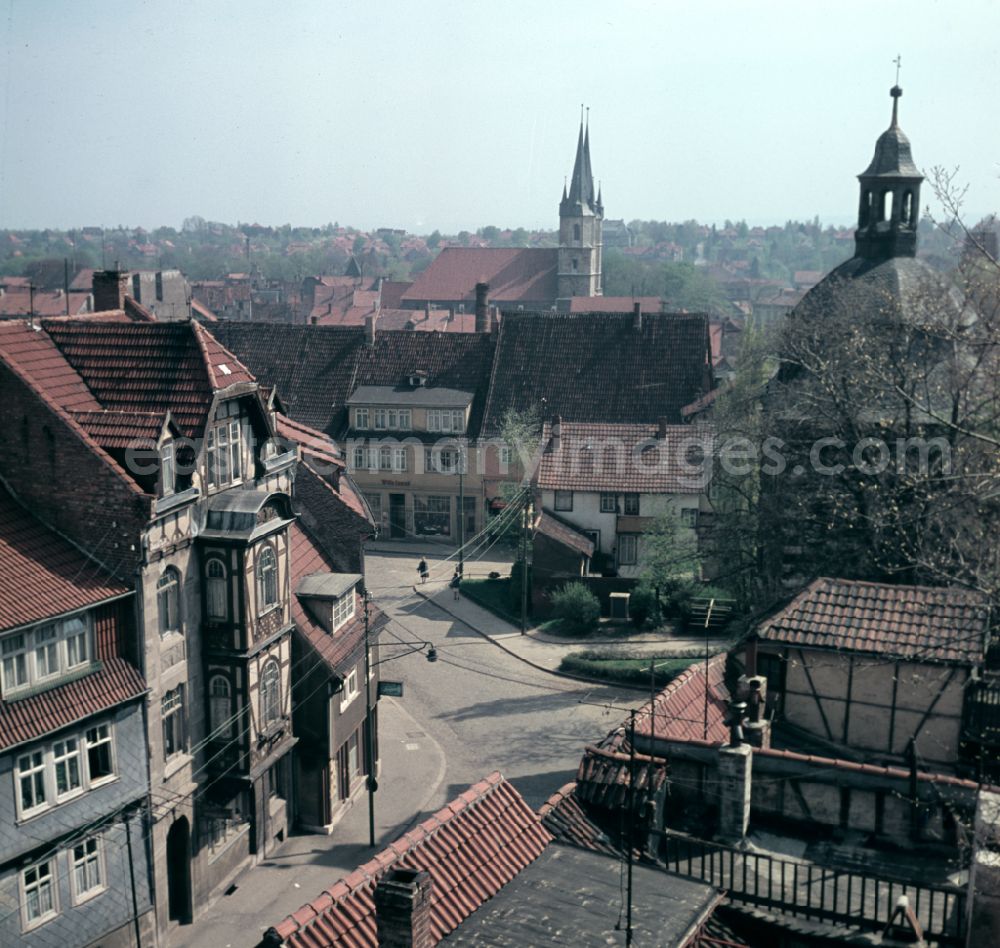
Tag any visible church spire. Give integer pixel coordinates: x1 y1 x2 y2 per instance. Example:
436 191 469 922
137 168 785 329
854 83 923 262
564 107 596 210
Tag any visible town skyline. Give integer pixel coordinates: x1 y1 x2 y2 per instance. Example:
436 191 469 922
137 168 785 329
2 0 998 233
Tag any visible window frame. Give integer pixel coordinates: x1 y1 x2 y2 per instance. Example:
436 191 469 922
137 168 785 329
52 736 83 801
21 857 58 930
600 493 617 514
354 407 370 430
205 557 228 621
157 568 182 637
618 534 639 565
208 674 233 738
623 494 640 516
85 723 115 786
332 593 356 631
341 668 360 711
260 659 281 727
70 835 106 905
162 686 187 760
1 615 94 699
681 508 699 528
554 490 574 512
256 546 278 612
206 412 244 489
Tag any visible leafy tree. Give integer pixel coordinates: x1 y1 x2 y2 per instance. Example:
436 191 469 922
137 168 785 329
639 507 702 609
550 582 600 634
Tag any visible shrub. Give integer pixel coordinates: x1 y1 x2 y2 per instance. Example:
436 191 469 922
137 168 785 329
629 583 662 628
550 582 600 634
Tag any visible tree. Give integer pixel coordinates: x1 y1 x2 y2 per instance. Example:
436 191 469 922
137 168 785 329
639 507 702 609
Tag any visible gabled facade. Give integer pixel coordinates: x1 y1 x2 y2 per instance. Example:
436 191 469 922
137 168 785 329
0 489 152 948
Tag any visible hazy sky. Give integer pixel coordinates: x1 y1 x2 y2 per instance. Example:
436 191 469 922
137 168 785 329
2 0 998 233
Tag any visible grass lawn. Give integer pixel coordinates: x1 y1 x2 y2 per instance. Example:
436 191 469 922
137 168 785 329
559 650 703 687
459 578 521 625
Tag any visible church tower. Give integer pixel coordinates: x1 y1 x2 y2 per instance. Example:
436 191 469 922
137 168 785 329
557 111 603 301
854 85 923 262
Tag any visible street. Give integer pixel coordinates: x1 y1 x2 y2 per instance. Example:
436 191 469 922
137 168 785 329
175 547 638 947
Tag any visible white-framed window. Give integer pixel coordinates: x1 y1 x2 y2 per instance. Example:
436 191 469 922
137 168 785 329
681 507 699 527
374 408 412 431
162 686 186 759
623 494 640 516
16 750 47 816
14 723 116 820
353 445 372 470
333 593 356 630
52 737 82 800
71 836 105 904
160 441 176 496
207 416 242 488
379 445 392 471
499 445 513 467
424 446 464 474
206 558 228 620
22 858 57 929
209 675 233 738
1 615 94 698
341 668 359 710
354 408 370 429
157 568 181 636
618 534 638 565
85 724 115 784
600 493 617 513
426 409 465 433
554 490 573 511
260 659 281 726
257 546 278 610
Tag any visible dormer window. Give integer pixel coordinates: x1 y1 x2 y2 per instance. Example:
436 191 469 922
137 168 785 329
207 406 243 489
355 408 370 430
332 593 356 631
1 615 93 698
426 409 465 434
161 441 176 496
374 408 411 431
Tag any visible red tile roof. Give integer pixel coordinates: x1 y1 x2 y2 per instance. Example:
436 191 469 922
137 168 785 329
276 413 344 469
402 247 558 304
756 577 990 664
0 489 130 632
0 657 146 751
536 421 710 494
537 782 620 856
270 772 551 947
633 653 730 745
567 296 663 313
0 288 91 317
41 320 255 437
378 280 412 309
71 410 169 451
576 744 668 810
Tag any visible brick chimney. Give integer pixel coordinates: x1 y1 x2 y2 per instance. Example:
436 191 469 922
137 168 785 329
365 313 376 347
92 266 129 312
475 282 489 333
550 414 562 454
424 301 431 322
657 416 668 440
374 868 433 948
633 300 642 330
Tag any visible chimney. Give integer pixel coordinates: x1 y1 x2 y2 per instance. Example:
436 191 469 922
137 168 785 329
365 313 376 347
475 282 489 333
967 790 1000 947
374 868 433 948
447 306 455 323
92 266 129 312
550 414 562 454
657 416 668 440
717 702 752 845
424 301 431 322
490 305 500 333
310 316 318 326
633 301 642 330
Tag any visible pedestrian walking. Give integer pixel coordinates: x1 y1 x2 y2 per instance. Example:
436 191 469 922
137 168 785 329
417 558 429 584
449 568 461 601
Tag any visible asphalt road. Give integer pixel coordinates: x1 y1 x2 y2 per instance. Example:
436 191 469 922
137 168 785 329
365 549 639 810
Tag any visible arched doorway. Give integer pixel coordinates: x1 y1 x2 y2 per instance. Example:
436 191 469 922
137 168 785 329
166 817 192 923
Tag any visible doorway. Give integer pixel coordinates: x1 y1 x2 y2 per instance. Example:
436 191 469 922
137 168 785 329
389 494 406 539
166 817 192 923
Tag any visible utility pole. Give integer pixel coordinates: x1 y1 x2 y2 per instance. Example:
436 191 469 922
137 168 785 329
125 807 142 947
703 598 715 740
458 448 465 576
626 709 636 947
364 592 377 847
520 493 531 634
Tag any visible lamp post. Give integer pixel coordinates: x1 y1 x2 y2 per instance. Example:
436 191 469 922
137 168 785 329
362 592 437 847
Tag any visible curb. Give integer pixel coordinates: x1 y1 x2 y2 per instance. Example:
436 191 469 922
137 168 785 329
412 586 649 693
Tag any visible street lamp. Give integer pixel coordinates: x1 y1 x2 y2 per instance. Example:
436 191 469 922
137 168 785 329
363 592 436 847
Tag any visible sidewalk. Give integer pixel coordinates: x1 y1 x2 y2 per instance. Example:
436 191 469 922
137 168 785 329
174 697 447 948
414 581 728 681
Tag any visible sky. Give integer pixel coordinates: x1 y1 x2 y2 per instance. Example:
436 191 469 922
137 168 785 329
1 0 998 234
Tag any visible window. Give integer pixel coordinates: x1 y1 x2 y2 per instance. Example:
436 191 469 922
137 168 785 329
157 568 181 636
260 659 281 726
347 732 361 777
365 493 382 523
257 547 278 609
623 494 640 516
161 441 175 496
353 445 372 470
206 558 228 620
379 445 392 471
333 593 356 630
424 446 463 474
554 490 573 511
17 750 47 814
426 409 465 433
53 738 82 799
22 859 56 928
85 724 114 783
681 508 699 527
209 675 233 737
618 535 638 565
600 493 617 513
573 223 581 241
414 495 451 536
162 686 186 759
71 837 105 903
2 633 27 693
341 668 359 710
373 408 411 430
1 617 93 698
393 447 408 472
355 408 370 429
499 445 512 467
207 416 242 488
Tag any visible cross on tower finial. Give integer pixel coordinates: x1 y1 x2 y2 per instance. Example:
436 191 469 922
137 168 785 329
893 54 902 86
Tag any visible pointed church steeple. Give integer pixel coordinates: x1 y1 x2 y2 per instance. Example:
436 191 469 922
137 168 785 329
854 85 923 262
563 109 597 212
558 109 603 302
